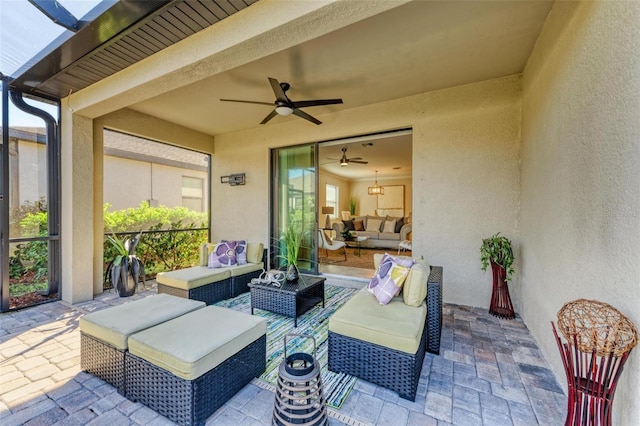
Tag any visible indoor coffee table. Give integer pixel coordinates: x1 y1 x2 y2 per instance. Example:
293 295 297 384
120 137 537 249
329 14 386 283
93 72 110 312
248 274 325 327
345 236 369 256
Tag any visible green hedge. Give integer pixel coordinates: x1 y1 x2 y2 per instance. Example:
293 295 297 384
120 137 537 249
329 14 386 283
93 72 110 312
10 202 209 290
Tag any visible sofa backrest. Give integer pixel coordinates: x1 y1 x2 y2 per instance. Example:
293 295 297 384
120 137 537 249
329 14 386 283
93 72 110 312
199 242 265 266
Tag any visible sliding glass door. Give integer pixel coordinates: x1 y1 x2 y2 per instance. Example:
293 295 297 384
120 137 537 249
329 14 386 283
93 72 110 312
270 144 318 275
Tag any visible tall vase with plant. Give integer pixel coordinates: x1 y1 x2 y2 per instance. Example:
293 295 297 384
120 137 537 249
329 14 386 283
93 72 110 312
280 222 303 283
349 197 357 216
105 231 146 297
480 232 515 319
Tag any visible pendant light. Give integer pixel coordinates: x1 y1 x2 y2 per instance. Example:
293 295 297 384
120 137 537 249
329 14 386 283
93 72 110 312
368 170 384 195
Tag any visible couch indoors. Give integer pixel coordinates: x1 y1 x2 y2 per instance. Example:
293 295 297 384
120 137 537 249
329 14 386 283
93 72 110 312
332 215 411 249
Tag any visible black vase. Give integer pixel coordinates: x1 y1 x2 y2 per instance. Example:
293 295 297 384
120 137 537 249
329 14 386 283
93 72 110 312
285 264 299 283
114 257 136 297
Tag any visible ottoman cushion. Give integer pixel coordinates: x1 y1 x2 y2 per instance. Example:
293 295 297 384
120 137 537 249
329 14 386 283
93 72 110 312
156 267 231 290
80 294 205 350
128 306 267 380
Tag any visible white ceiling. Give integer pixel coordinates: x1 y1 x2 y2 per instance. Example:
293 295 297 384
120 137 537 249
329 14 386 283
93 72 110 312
127 0 554 179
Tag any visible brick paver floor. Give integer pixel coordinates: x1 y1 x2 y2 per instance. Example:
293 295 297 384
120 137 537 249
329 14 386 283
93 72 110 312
0 281 566 425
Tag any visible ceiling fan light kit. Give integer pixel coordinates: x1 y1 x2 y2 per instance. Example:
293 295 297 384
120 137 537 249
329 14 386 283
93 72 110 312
220 77 343 125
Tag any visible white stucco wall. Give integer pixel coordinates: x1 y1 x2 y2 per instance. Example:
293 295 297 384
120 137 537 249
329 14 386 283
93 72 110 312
212 76 521 308
521 1 640 423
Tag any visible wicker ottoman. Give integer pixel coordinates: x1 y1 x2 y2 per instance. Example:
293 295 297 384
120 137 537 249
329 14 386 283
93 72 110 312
125 306 267 426
79 294 205 394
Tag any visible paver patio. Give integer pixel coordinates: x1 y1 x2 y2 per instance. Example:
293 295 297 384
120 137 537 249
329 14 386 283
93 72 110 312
0 280 566 425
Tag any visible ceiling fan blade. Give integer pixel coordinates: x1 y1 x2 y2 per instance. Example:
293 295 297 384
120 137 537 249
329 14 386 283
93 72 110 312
220 99 273 106
350 160 369 164
292 99 343 108
349 157 363 160
260 110 278 125
268 77 288 102
292 109 321 125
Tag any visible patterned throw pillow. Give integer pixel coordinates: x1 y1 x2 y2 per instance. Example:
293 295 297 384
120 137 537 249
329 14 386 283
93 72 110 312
367 254 414 305
222 239 247 265
208 241 238 268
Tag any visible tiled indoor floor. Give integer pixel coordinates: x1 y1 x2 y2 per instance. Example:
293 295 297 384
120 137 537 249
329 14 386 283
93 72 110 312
0 280 566 425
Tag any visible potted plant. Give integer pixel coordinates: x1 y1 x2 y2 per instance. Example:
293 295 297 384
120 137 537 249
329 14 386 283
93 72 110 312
480 233 515 319
280 222 304 282
105 231 146 297
349 197 357 216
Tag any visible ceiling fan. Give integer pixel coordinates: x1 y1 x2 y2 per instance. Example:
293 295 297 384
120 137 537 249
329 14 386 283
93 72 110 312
220 77 343 125
326 147 368 167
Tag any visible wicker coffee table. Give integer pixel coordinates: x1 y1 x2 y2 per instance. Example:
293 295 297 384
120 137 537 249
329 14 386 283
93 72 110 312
249 274 325 327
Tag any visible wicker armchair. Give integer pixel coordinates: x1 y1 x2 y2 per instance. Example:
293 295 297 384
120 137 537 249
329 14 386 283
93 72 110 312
328 266 443 401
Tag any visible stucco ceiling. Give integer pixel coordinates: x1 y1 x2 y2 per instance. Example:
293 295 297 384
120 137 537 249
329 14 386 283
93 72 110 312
125 0 553 179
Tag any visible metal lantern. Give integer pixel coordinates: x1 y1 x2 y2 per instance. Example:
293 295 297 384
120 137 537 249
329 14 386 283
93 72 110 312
273 333 328 426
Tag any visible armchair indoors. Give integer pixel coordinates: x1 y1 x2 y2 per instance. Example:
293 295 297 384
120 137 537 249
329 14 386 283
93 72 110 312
318 229 347 263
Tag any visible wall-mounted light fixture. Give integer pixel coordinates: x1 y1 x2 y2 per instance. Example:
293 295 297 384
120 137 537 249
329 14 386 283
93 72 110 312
368 170 384 195
220 173 246 186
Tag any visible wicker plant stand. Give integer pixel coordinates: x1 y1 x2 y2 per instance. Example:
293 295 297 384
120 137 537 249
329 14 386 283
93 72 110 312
551 299 638 426
489 261 515 319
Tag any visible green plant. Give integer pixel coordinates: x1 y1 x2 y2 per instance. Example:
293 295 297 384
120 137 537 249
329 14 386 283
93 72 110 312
104 231 146 295
279 222 304 266
349 197 357 215
480 232 515 281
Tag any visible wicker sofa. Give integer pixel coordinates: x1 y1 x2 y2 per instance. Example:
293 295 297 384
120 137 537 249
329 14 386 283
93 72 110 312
156 242 265 304
332 215 412 249
328 256 442 401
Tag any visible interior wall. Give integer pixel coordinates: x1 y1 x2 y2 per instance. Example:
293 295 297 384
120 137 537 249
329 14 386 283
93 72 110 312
212 75 521 308
520 1 640 423
350 177 413 218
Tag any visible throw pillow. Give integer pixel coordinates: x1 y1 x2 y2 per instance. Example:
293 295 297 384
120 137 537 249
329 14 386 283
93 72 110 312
373 253 420 270
394 217 405 233
342 219 355 231
403 260 430 307
208 241 238 268
366 218 383 232
353 219 365 231
383 219 396 233
367 257 411 305
222 239 247 264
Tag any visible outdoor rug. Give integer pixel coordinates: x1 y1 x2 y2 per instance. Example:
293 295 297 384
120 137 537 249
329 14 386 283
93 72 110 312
214 284 358 408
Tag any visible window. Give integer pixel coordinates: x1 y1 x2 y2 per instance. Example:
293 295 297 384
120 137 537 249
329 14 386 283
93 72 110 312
326 184 338 218
182 176 204 212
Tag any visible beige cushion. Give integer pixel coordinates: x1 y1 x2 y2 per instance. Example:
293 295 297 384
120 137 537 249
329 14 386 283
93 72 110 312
366 218 383 232
382 219 396 233
128 306 266 380
329 288 426 354
80 294 205 350
246 242 264 264
404 260 431 307
229 262 263 277
156 266 231 290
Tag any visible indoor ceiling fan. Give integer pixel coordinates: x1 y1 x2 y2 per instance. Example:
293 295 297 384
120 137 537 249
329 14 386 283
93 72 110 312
220 77 343 125
326 147 368 167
